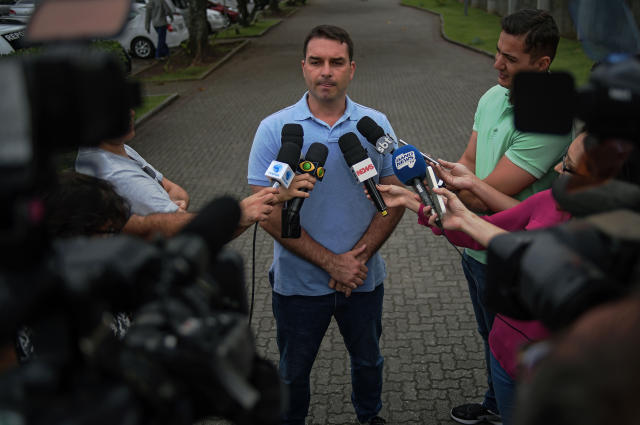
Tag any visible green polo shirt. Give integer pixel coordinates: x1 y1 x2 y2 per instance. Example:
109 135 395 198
467 84 572 264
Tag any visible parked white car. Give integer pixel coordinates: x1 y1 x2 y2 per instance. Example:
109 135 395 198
115 3 188 59
7 0 35 23
0 18 26 55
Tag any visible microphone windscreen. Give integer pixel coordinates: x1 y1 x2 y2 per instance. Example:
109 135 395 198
357 116 385 144
277 142 302 169
305 142 329 166
180 196 241 258
281 123 304 148
338 132 367 166
392 144 427 185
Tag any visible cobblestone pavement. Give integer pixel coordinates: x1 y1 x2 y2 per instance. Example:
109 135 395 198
133 0 498 423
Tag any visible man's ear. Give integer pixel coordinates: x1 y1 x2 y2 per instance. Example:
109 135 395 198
535 55 551 71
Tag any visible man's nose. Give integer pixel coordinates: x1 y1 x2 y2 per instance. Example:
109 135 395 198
321 62 332 76
493 53 505 69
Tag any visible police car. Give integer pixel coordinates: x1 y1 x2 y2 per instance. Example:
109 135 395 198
0 18 26 55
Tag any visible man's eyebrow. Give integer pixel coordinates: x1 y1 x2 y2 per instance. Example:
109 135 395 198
496 45 517 61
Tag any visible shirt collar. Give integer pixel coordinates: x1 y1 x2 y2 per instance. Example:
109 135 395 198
292 92 361 123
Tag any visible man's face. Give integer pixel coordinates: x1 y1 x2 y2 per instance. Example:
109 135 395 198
302 37 355 105
493 31 549 89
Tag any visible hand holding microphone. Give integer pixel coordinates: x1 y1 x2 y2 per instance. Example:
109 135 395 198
392 144 446 228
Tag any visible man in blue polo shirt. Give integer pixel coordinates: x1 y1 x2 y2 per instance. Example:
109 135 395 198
247 25 404 425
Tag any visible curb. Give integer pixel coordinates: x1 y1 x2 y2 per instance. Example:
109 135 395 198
140 39 251 83
199 38 251 79
131 59 158 77
135 92 179 127
215 17 284 39
400 2 495 59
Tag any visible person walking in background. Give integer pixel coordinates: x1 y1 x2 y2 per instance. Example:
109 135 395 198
145 0 174 60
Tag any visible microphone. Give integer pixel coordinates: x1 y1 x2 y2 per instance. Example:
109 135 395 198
281 123 304 149
356 116 396 155
357 115 442 169
264 142 301 188
392 144 446 226
180 195 242 260
282 143 328 238
338 132 388 216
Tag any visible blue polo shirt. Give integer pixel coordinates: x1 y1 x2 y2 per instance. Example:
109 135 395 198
248 93 397 296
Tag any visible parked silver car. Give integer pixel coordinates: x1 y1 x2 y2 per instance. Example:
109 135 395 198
7 0 34 23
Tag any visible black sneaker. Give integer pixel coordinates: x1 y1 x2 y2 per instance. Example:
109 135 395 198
450 403 501 424
360 416 386 425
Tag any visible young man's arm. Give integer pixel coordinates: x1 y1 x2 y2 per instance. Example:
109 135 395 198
457 156 537 213
455 130 537 213
457 131 478 172
161 177 190 210
123 212 195 239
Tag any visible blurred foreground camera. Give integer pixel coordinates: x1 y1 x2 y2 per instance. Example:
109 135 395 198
0 0 281 423
486 210 640 330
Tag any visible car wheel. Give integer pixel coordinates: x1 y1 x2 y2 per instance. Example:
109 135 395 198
131 37 155 59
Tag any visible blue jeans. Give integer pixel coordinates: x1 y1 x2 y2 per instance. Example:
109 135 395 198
154 25 169 58
461 252 498 413
490 352 515 425
272 284 384 425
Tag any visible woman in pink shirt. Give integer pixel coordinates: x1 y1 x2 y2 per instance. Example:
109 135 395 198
373 133 586 425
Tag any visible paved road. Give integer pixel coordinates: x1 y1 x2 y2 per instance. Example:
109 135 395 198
134 0 498 423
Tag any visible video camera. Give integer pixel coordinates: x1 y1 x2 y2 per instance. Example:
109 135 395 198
484 0 640 330
0 0 281 424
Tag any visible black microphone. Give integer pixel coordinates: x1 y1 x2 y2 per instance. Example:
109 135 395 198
288 142 328 216
356 116 396 155
282 143 328 238
180 196 242 260
281 123 304 149
338 132 388 216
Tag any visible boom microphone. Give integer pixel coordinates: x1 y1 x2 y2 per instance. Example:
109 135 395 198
180 196 242 260
338 132 388 216
282 143 328 238
356 116 396 155
264 142 301 188
392 144 446 226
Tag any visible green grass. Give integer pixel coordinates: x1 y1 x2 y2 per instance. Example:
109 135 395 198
402 0 594 85
135 94 172 118
215 18 281 39
142 65 211 83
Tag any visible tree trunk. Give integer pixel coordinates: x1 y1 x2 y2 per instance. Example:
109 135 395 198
186 0 209 64
269 0 280 13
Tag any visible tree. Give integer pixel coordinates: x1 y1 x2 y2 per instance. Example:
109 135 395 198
185 0 209 64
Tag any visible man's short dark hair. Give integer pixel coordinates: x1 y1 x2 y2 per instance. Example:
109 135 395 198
501 9 559 64
43 171 130 238
303 25 354 61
